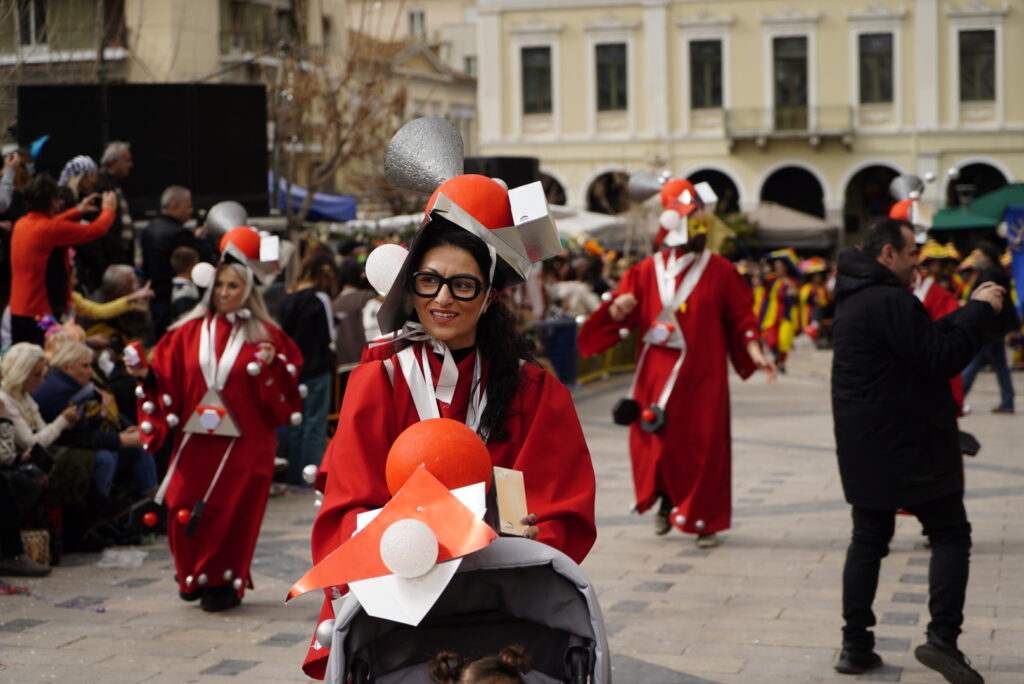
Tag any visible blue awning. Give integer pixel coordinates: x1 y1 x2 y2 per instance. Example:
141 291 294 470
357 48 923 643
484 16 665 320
269 175 357 222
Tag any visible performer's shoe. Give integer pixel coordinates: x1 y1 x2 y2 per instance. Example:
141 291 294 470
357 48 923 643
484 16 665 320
914 637 984 684
695 533 718 548
179 588 203 602
200 585 241 612
653 496 671 536
834 647 882 675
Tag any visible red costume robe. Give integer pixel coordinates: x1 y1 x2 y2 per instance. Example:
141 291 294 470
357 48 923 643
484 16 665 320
913 275 965 409
579 248 760 535
137 315 303 598
302 343 596 679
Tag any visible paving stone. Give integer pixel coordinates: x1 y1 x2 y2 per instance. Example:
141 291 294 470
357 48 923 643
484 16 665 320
677 549 712 558
892 592 927 604
748 488 774 494
56 595 107 609
899 574 928 584
116 577 159 588
199 659 260 676
610 599 650 612
635 581 674 593
857 664 902 681
907 557 929 567
875 637 910 652
0 618 45 632
658 563 693 574
761 478 785 484
58 553 102 567
881 612 919 625
610 654 722 683
736 498 764 504
257 632 307 647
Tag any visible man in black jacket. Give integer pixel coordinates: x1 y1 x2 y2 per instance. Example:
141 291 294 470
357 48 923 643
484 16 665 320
831 218 1004 683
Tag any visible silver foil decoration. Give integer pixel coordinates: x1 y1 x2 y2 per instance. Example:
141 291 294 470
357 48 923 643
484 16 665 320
889 174 925 201
205 201 248 243
384 116 464 194
627 170 663 203
316 619 336 649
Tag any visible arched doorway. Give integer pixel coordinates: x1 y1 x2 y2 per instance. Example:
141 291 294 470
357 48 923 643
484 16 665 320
540 171 567 206
687 169 740 214
842 164 899 234
586 171 630 214
760 166 825 218
946 163 1008 207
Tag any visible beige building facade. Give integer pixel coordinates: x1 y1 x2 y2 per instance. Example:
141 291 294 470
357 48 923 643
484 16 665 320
477 0 1024 245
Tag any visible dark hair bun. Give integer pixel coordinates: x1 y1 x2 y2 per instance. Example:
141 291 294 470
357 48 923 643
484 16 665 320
498 645 532 674
427 650 464 683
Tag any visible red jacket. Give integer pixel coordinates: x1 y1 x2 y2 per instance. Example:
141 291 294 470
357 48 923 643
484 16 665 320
9 207 115 318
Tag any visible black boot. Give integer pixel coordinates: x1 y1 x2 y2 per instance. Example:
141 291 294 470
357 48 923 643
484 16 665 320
200 584 241 612
914 635 983 684
834 646 882 675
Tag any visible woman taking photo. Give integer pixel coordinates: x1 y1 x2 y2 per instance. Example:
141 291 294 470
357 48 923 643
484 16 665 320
128 230 303 612
302 125 596 678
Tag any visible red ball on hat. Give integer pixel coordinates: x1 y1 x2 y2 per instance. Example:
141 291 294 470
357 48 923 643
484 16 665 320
385 418 492 496
425 174 514 231
660 178 698 209
889 199 914 222
220 226 261 259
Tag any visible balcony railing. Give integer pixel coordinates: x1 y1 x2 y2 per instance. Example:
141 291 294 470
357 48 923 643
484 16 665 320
725 105 853 140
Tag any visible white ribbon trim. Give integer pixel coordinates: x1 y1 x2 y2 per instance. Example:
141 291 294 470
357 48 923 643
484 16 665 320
199 315 246 391
397 342 487 439
913 274 934 303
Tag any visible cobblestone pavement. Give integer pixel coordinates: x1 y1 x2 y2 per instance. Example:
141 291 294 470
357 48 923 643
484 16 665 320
1 346 1021 683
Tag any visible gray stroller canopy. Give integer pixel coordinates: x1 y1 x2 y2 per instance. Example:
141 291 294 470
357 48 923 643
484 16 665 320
326 537 611 684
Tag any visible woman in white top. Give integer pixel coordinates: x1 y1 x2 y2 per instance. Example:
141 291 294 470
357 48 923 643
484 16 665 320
0 343 79 451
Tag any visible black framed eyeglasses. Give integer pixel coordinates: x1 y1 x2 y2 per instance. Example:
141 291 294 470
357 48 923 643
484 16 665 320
411 271 484 301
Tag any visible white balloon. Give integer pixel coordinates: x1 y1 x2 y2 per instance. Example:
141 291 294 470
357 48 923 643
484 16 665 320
365 243 410 296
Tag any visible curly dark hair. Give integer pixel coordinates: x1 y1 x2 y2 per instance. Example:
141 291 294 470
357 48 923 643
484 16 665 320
405 220 536 443
428 646 531 683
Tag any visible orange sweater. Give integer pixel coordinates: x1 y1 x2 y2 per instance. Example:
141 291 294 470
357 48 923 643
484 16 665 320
9 207 115 318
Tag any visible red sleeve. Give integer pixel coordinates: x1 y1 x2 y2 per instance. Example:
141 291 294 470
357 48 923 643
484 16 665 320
137 323 189 453
252 326 304 427
303 360 398 680
721 261 760 380
577 263 643 357
508 367 596 564
47 207 115 246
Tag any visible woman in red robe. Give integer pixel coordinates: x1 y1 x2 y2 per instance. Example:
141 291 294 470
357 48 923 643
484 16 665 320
302 176 596 679
130 241 303 612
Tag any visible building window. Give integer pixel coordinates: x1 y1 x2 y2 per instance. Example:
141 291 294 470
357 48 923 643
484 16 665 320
463 55 477 77
959 29 995 102
690 40 722 109
773 36 808 130
18 0 47 46
596 43 627 111
408 10 425 38
521 46 552 114
858 33 893 104
322 17 333 51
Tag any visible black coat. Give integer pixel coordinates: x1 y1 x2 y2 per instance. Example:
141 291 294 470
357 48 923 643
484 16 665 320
140 213 215 301
831 247 994 510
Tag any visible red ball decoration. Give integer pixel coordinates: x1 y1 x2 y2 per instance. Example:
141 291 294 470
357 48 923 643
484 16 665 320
641 408 656 422
219 226 261 259
425 175 513 231
660 178 697 209
142 512 158 527
385 418 492 496
176 508 192 525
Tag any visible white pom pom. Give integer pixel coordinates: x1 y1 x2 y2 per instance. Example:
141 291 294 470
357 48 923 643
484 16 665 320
197 573 208 586
161 394 172 407
302 464 318 484
232 577 243 591
140 421 154 435
695 519 705 531
660 209 681 231
166 413 179 428
601 291 613 302
490 177 508 191
908 190 920 200
365 243 410 296
379 518 438 579
141 401 155 415
246 361 261 376
223 569 234 582
290 412 303 426
924 171 936 183
316 619 336 649
286 363 297 377
191 262 216 289
674 514 686 526
575 315 586 325
313 498 322 508
618 328 630 339
185 574 194 587
135 385 145 399
298 383 308 398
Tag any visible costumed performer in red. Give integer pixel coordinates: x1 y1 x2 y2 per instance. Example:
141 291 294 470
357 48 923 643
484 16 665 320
128 226 303 612
578 175 776 549
301 117 597 680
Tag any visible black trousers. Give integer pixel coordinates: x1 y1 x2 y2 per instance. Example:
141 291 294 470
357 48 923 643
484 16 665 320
10 314 44 346
0 475 26 559
841 490 971 648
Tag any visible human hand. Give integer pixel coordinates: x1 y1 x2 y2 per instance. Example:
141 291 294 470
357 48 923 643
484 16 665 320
609 293 637 322
119 426 142 448
61 405 81 424
0 221 10 233
256 342 276 365
77 193 100 213
194 223 208 240
3 152 19 170
125 363 149 379
746 340 778 383
126 280 154 304
970 281 1004 314
100 191 118 210
19 448 31 463
520 513 539 540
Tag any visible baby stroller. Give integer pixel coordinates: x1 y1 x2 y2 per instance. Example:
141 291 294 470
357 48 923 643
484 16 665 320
325 537 611 684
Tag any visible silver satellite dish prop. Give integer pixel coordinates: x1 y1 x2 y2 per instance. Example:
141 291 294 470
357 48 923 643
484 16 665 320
627 170 663 204
384 116 464 193
889 175 925 201
205 201 248 242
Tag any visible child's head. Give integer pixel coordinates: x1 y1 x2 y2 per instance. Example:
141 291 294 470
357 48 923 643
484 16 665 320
428 646 531 684
171 246 200 278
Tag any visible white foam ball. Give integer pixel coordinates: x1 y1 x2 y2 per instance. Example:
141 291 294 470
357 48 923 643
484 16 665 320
166 413 179 428
191 262 216 289
134 385 145 399
316 619 336 648
140 421 154 435
302 464 318 484
246 361 261 376
379 518 438 579
141 401 155 415
290 412 303 426
660 209 681 231
365 243 410 296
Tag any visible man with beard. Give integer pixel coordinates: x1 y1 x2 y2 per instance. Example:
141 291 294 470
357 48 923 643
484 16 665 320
831 217 1003 682
579 178 775 548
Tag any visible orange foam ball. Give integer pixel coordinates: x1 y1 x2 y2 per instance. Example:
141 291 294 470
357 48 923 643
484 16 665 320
660 178 697 209
219 226 261 259
426 175 513 231
385 418 492 496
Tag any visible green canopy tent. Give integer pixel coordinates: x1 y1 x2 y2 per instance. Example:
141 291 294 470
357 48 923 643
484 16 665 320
932 182 1024 230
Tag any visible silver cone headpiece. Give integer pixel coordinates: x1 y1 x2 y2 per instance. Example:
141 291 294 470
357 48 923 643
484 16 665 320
384 117 464 194
627 170 663 203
